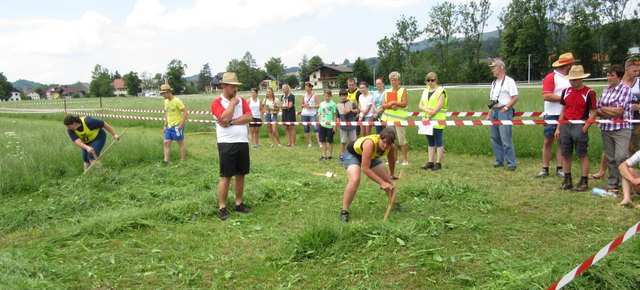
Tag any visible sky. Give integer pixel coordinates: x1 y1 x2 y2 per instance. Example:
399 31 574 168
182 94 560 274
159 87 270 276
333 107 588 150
0 0 509 85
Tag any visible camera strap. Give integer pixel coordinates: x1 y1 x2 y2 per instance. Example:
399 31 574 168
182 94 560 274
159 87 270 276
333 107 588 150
491 77 506 100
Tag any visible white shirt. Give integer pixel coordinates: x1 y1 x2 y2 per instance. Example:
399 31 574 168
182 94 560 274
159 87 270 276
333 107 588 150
359 93 374 117
489 76 519 106
211 95 249 143
543 70 570 115
626 150 640 166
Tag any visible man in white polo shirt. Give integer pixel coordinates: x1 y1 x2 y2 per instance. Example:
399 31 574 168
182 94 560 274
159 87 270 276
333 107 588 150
536 53 574 178
211 72 253 221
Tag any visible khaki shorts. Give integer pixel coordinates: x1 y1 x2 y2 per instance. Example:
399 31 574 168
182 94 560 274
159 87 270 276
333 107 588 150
391 126 407 145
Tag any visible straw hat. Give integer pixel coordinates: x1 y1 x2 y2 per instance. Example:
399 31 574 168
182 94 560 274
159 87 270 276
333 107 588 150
160 84 172 93
564 65 590 80
552 53 576 67
221 72 242 85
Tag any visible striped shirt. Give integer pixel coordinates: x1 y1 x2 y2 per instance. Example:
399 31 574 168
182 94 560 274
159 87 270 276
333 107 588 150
597 82 632 131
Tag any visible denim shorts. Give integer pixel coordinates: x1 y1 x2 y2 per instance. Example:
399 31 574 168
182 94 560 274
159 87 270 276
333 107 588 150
265 113 278 123
426 128 444 147
164 125 185 141
81 133 106 163
301 115 319 133
343 150 383 169
543 115 559 138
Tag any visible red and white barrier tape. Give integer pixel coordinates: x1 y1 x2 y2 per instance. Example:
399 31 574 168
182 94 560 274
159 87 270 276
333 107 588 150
548 221 640 290
62 111 640 126
96 107 544 117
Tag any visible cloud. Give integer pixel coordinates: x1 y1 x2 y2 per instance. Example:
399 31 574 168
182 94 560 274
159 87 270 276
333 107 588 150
125 0 420 31
0 10 111 56
279 35 329 67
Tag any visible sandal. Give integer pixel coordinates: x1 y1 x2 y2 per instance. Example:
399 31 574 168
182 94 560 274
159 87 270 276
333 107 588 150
588 173 604 179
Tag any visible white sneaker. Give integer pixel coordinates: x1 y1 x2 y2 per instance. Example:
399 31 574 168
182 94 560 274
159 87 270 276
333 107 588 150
401 161 409 166
307 144 312 148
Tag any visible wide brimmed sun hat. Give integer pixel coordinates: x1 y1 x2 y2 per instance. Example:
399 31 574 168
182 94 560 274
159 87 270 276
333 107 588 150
552 52 576 67
160 84 172 93
564 65 591 80
221 72 242 85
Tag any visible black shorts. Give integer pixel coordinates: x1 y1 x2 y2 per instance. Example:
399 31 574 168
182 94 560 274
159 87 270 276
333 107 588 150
218 143 250 177
249 117 262 128
318 126 334 143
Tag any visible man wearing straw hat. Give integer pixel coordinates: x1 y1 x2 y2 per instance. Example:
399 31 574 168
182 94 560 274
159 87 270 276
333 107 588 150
210 72 253 221
161 83 188 164
536 53 575 178
554 65 597 191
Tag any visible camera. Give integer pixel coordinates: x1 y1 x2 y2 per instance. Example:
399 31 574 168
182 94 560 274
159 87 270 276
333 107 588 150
487 99 499 109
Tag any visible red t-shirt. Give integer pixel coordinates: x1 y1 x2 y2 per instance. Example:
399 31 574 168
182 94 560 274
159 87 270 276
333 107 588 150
560 86 596 120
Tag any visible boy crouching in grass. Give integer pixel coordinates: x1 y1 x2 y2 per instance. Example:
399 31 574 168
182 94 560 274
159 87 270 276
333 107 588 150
337 89 359 163
554 65 597 191
318 89 337 160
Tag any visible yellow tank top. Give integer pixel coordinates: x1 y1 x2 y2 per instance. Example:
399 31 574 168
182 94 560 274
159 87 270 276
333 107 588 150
74 117 100 143
350 135 390 159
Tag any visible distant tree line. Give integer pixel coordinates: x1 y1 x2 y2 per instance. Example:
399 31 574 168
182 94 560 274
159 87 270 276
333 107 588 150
83 0 639 97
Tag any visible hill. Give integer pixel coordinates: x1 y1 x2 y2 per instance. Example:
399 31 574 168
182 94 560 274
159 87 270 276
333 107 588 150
12 79 43 91
410 29 500 52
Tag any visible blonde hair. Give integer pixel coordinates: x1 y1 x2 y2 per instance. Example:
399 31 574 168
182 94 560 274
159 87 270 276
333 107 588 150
281 84 290 92
425 72 438 83
389 71 401 81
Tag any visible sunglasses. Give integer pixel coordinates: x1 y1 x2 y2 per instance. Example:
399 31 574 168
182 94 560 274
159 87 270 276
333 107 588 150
426 79 436 82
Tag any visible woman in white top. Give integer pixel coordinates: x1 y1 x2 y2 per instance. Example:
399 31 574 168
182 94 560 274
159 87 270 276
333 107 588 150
301 82 321 148
263 87 282 147
358 81 374 137
247 88 263 150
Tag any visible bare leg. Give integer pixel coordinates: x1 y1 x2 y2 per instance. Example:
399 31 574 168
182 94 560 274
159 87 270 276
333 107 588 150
428 146 435 163
218 176 231 209
579 156 589 177
542 137 553 168
436 146 444 163
234 174 245 206
342 165 361 211
401 144 408 163
590 152 607 179
177 140 186 161
163 140 172 162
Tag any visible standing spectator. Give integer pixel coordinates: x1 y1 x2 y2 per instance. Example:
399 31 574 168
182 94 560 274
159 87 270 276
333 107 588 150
358 81 374 137
382 71 409 167
247 88 263 150
263 87 282 147
63 115 120 172
301 82 321 148
371 77 387 134
210 72 253 221
347 78 362 136
596 65 633 191
487 59 519 171
281 84 296 147
554 66 597 191
624 57 640 155
537 53 574 178
318 89 337 160
162 84 188 164
337 89 360 163
418 72 448 171
590 57 640 179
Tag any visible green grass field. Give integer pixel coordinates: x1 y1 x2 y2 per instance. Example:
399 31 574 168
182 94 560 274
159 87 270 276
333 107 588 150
1 84 640 289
